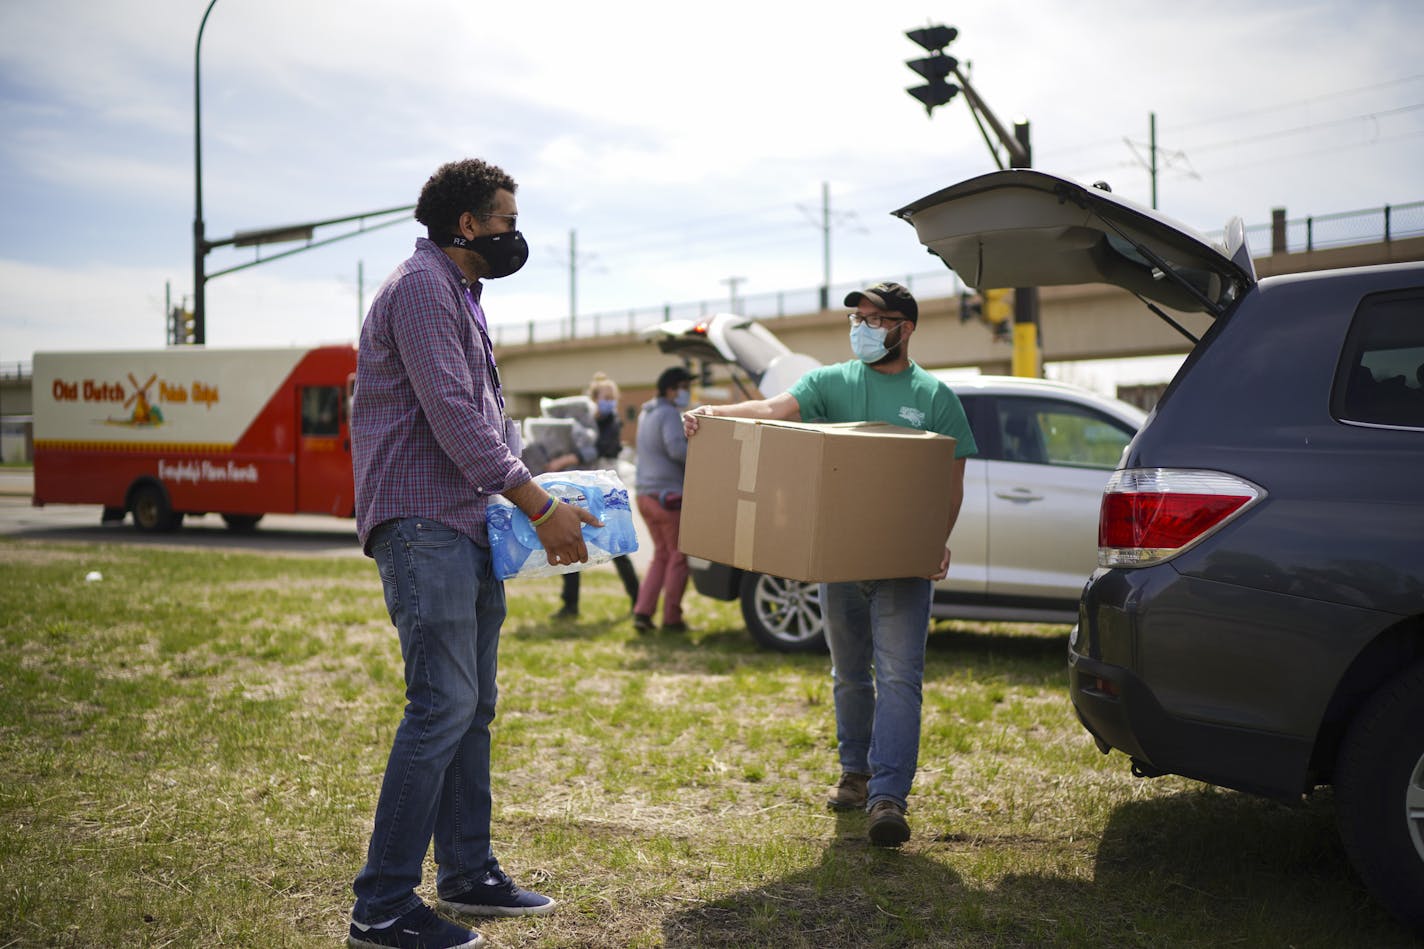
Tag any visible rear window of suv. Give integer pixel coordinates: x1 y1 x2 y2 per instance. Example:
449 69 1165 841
1334 288 1424 429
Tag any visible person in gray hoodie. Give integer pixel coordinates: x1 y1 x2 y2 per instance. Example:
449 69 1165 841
633 366 693 632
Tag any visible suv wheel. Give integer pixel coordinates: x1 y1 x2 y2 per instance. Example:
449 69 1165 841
1334 658 1424 931
738 573 826 653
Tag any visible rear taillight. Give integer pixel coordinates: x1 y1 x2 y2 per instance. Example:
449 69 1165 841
1098 469 1264 568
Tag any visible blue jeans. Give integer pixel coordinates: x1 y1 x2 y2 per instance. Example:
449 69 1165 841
821 578 933 810
352 518 506 923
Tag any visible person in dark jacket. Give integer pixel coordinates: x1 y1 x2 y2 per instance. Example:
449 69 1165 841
550 372 640 618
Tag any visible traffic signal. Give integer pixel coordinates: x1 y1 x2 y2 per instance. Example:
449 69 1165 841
959 289 1013 339
958 291 980 324
169 305 196 345
905 25 960 116
984 289 1013 340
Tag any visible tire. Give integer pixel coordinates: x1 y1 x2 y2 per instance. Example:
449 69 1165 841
1334 657 1424 932
221 514 263 532
130 483 181 533
738 572 826 653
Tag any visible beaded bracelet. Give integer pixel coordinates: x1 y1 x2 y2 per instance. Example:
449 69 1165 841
530 496 560 527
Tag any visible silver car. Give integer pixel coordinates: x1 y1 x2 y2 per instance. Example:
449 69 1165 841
643 315 1146 651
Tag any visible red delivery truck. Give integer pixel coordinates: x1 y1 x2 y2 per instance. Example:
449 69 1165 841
33 345 358 532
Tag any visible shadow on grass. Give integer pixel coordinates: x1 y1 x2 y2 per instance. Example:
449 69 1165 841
662 810 966 948
663 789 1420 947
1048 787 1419 946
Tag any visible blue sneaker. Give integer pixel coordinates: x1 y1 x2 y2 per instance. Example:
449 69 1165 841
347 903 485 948
437 867 557 917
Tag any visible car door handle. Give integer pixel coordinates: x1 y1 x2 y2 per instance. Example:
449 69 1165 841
994 488 1044 503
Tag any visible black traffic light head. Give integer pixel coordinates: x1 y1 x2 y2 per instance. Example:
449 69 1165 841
909 81 959 115
907 25 958 51
905 25 960 117
907 55 957 82
958 291 980 324
907 54 959 115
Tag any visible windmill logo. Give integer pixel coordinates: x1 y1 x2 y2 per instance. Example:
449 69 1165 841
107 372 165 428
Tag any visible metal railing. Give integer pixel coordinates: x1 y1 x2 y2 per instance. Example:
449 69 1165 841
0 361 31 382
493 271 965 347
1215 200 1424 257
3 202 1421 364
493 200 1424 348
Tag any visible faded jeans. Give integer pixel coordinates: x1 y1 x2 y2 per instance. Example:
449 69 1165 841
821 577 933 810
352 517 506 923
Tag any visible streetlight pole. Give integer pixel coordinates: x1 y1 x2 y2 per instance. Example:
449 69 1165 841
187 1 413 347
193 0 218 346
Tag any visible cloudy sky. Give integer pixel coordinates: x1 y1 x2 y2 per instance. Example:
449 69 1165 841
2 0 1421 366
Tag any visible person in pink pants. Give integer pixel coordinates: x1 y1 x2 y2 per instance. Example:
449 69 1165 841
633 366 693 632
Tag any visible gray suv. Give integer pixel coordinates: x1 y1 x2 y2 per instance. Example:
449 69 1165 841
897 169 1424 931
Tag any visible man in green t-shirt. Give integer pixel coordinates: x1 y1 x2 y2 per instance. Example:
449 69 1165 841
683 281 977 847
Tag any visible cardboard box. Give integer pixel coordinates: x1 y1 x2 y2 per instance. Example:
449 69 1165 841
679 415 957 583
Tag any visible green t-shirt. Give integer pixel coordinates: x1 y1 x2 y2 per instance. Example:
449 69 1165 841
788 360 978 458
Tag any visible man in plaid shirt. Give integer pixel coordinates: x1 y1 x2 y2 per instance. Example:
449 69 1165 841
347 159 597 949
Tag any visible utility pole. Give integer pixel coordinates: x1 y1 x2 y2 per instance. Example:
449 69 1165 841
822 181 830 310
799 181 866 311
720 276 746 314
905 24 1040 377
569 229 578 338
1150 112 1158 209
549 228 600 338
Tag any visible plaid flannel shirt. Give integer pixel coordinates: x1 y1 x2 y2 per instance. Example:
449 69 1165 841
351 238 529 552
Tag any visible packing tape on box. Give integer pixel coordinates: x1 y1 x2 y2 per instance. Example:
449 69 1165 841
732 423 762 564
735 499 757 565
733 423 760 491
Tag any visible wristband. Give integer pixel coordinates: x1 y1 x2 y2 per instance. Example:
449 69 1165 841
530 496 560 527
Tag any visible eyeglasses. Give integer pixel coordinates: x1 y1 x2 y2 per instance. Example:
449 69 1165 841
466 211 518 230
848 312 908 329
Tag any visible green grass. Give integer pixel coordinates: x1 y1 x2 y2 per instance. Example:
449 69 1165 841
0 538 1415 947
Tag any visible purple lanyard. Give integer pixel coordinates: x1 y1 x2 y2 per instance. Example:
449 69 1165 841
465 287 504 413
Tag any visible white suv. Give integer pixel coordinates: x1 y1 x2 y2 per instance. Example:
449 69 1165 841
643 315 1145 651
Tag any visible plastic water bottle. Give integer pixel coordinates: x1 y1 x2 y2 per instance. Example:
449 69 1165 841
487 469 638 580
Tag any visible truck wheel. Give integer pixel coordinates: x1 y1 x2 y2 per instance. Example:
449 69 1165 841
1334 657 1424 931
221 514 263 532
738 573 826 653
131 484 181 533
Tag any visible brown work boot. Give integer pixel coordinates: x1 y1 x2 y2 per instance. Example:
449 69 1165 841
826 771 870 811
867 799 911 847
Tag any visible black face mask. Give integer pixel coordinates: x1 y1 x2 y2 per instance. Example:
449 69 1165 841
438 230 529 279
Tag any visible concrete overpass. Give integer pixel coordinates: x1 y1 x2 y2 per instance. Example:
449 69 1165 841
4 234 1422 430
493 234 1424 416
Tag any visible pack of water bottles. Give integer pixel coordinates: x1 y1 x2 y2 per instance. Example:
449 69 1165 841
486 468 639 580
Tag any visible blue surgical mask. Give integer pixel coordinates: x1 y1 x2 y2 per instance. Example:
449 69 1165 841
597 398 617 416
674 388 691 408
850 321 889 363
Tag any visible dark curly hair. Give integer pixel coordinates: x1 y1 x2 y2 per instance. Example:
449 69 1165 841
413 159 517 237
